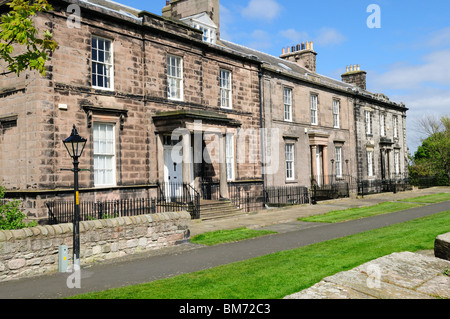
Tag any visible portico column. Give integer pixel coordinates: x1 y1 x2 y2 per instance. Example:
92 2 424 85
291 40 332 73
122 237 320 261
182 132 192 185
311 145 317 184
323 146 329 185
219 133 229 199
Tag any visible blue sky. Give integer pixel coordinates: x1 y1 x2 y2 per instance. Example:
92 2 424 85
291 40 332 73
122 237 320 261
118 0 450 154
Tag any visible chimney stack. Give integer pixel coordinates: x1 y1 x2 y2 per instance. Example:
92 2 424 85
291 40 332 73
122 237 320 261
162 0 220 38
341 64 367 90
280 41 317 73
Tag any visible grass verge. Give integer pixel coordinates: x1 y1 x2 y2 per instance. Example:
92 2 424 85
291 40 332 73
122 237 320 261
398 193 450 204
298 201 422 223
191 227 277 246
70 210 450 299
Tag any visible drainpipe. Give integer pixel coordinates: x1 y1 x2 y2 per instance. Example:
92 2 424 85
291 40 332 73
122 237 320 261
258 66 266 207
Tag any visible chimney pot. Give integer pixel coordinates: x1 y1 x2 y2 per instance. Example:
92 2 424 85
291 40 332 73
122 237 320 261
342 64 366 90
282 48 286 55
280 40 317 73
310 41 314 51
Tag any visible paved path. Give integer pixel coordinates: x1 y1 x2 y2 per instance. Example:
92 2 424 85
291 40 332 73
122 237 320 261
0 187 449 299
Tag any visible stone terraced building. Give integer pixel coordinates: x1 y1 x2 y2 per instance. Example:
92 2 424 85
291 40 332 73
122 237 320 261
0 0 408 222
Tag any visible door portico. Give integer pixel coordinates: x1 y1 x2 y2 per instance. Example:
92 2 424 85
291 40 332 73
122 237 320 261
153 110 241 199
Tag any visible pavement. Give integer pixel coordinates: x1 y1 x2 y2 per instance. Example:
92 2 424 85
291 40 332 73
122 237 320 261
0 186 449 299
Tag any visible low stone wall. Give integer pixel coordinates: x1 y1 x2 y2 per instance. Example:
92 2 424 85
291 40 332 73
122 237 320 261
0 211 191 282
435 232 450 261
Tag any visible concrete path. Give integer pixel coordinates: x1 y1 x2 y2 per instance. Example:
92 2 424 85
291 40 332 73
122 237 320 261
0 187 449 299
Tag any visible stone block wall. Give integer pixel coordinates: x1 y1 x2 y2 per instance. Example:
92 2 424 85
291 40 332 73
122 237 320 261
0 211 191 282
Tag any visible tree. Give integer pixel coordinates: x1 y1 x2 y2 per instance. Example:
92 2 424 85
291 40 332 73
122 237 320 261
409 115 450 185
0 186 36 230
0 0 58 76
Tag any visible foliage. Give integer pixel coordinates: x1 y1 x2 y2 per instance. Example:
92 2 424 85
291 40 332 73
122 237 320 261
409 115 450 186
0 0 58 76
0 186 36 230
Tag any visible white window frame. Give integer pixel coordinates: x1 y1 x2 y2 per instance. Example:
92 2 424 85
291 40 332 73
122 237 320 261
193 23 216 44
284 88 293 122
365 110 373 135
380 113 386 136
367 150 374 177
91 36 114 90
311 94 318 125
394 151 400 175
167 55 183 101
220 69 232 109
226 134 235 181
335 146 342 178
393 115 399 138
93 123 116 187
285 143 295 181
333 100 340 128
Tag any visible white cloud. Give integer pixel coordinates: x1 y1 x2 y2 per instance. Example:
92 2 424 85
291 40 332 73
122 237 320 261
219 4 234 41
246 30 274 51
427 27 450 47
279 29 309 44
241 0 282 21
372 50 450 90
315 27 346 47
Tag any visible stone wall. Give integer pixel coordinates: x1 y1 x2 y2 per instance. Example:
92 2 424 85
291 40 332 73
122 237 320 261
0 211 191 282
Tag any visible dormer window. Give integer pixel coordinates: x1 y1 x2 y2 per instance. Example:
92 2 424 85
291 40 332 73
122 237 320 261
181 13 217 45
193 23 215 44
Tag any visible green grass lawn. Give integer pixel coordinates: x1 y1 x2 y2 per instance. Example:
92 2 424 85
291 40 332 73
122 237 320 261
191 227 277 246
398 193 450 204
70 210 450 299
298 201 423 223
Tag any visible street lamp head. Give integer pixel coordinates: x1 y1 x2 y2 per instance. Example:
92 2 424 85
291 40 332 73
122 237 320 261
63 125 87 159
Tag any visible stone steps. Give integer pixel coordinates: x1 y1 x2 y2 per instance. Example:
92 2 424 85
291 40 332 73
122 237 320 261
198 200 246 221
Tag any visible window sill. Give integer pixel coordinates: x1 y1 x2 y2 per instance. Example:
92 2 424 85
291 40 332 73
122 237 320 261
168 97 184 102
92 86 114 92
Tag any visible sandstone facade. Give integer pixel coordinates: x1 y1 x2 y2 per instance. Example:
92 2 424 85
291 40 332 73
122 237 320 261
0 0 262 220
0 0 408 222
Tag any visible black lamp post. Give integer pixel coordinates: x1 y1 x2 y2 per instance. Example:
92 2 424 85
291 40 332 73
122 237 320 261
63 125 87 270
331 159 335 184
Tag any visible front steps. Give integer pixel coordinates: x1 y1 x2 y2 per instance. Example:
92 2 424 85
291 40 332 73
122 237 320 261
198 200 247 220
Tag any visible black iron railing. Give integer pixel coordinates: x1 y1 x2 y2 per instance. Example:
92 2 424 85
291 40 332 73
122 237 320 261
46 197 188 225
157 182 200 219
265 185 309 207
200 179 265 213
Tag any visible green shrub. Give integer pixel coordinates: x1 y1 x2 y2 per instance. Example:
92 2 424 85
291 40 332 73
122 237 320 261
0 186 37 230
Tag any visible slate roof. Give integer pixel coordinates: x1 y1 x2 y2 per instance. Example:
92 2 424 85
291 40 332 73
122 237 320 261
219 39 355 92
4 0 404 109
